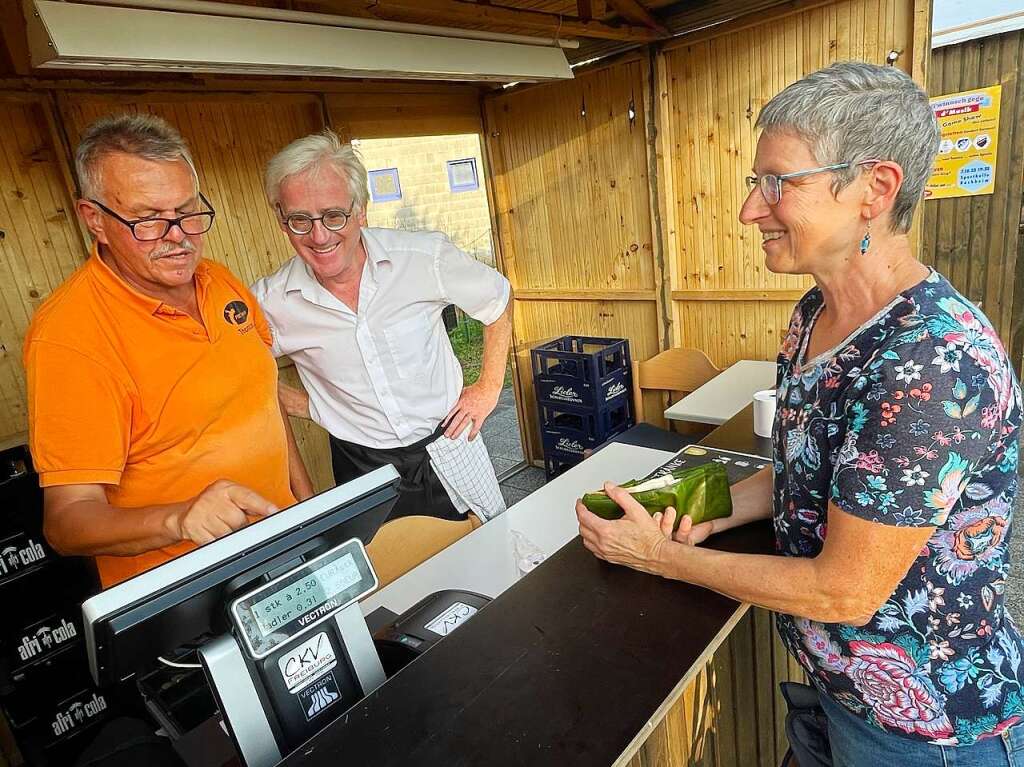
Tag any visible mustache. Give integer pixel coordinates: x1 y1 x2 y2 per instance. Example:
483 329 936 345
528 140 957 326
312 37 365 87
151 240 197 260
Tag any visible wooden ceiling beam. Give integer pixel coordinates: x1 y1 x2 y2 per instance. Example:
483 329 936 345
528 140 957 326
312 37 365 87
577 0 593 22
308 1 667 42
0 1 31 76
604 0 669 34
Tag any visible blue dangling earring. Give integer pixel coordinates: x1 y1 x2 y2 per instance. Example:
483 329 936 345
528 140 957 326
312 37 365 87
860 218 872 255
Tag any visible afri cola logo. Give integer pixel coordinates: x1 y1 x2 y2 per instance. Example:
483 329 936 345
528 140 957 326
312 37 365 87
51 692 107 737
18 619 78 662
0 537 46 577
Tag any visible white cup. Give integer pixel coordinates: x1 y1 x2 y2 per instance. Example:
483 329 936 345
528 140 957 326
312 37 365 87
752 389 777 438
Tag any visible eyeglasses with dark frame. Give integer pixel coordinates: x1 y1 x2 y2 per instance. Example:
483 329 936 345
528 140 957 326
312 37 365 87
277 205 353 236
88 192 216 241
745 159 880 206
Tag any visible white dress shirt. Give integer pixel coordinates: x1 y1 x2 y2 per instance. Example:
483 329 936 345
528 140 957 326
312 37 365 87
251 228 511 450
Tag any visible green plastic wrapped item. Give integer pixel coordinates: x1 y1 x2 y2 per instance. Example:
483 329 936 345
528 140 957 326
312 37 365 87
581 463 732 531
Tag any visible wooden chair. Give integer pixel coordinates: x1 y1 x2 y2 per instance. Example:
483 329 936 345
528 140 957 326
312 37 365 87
365 514 480 590
631 348 722 425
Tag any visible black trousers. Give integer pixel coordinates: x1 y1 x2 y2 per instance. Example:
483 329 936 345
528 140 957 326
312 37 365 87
329 428 462 522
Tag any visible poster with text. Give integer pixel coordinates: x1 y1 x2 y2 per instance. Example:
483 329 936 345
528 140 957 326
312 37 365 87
925 85 1001 199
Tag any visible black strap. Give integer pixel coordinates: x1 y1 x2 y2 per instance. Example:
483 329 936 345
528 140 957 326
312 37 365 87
779 682 832 767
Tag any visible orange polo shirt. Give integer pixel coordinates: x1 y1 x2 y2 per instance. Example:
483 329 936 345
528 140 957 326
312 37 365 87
24 247 295 587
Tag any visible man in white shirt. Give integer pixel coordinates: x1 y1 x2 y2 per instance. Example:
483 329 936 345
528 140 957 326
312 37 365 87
252 130 512 523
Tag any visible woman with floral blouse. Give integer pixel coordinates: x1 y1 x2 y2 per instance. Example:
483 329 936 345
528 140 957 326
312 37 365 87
577 61 1024 765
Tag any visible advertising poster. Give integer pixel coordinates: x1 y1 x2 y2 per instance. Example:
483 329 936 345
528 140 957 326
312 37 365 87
925 85 1001 199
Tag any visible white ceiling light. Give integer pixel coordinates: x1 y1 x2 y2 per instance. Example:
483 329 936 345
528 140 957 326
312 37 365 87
25 0 574 82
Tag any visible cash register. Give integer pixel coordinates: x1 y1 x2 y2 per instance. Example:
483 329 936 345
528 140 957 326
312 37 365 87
80 466 488 767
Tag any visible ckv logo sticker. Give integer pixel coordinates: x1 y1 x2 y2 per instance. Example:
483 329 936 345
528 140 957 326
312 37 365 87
278 631 337 693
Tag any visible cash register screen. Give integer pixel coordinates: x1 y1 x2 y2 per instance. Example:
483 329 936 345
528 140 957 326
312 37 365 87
231 537 378 659
250 553 362 637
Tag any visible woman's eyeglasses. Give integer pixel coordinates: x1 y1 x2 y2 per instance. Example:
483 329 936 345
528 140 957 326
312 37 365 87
745 160 879 205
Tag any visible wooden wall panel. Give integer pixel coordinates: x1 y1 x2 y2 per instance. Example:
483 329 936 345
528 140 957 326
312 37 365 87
485 56 662 461
659 0 919 367
57 92 324 288
326 83 483 140
0 93 86 449
675 300 796 368
623 609 806 767
921 31 1024 376
486 57 656 293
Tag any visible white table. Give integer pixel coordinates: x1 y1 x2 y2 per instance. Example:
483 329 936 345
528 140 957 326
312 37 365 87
663 359 776 425
359 442 674 617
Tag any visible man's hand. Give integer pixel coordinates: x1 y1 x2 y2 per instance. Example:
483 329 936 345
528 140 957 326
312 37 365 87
168 480 279 545
575 483 679 575
278 383 311 420
443 381 501 440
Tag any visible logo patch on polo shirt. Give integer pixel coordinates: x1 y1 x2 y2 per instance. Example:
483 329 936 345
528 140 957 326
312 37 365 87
223 301 249 325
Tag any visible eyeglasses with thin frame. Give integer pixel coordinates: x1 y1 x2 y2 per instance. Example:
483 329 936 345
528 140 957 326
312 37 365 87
277 205 353 236
745 160 879 205
88 192 216 241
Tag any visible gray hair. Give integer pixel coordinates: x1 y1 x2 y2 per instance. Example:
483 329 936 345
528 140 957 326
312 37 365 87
756 61 939 233
264 130 369 213
75 113 197 200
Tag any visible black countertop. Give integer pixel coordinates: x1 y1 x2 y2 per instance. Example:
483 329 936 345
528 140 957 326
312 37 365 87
280 408 776 767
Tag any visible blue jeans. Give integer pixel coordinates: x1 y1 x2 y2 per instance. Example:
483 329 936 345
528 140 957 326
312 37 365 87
820 691 1024 767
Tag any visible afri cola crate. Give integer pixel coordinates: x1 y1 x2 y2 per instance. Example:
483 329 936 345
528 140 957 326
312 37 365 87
531 336 632 412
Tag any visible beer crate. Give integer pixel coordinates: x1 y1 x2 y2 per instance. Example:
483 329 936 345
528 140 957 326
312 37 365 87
531 336 632 412
539 399 632 458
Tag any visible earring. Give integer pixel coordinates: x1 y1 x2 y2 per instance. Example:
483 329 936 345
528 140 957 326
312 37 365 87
860 218 872 255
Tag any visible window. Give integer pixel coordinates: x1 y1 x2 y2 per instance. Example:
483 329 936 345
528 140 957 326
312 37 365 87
447 158 479 193
368 168 402 202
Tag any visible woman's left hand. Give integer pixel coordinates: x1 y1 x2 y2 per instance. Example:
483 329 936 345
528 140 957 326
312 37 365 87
575 482 678 575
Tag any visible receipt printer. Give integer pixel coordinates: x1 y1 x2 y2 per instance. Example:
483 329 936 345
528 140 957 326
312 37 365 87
372 590 490 676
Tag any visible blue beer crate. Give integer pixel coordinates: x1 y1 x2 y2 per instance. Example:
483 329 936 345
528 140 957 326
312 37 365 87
531 336 632 412
539 399 633 479
539 400 632 454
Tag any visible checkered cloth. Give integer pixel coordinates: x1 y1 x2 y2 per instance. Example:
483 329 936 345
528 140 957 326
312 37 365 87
427 429 507 521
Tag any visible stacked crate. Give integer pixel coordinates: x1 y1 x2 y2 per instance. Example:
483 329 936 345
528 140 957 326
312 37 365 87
531 336 635 478
0 446 109 766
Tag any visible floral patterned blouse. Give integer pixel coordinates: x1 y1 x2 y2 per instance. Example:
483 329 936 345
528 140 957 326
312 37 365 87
773 269 1024 745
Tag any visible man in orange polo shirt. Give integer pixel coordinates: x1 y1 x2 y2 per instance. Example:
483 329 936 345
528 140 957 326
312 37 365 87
24 114 312 587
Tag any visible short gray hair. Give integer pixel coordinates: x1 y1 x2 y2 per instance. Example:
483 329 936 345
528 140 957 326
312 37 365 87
756 61 939 233
75 113 197 200
264 130 369 212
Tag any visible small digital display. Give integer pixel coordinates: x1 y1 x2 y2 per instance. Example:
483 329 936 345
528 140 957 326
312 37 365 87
230 538 377 659
249 553 362 637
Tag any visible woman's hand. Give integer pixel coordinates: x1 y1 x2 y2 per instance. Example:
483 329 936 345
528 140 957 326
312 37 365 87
674 514 717 546
576 482 682 575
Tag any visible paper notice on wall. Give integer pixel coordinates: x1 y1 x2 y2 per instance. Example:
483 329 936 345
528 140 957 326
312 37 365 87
925 85 1001 199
